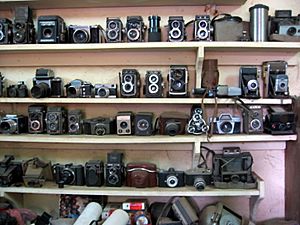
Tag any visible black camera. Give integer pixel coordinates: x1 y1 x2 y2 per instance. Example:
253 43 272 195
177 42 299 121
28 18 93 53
7 81 28 97
148 15 161 42
168 16 186 42
85 160 104 187
119 69 141 98
68 109 83 135
0 18 13 44
243 105 264 134
194 15 212 41
239 66 260 98
158 168 185 188
0 114 28 134
65 79 83 97
116 111 133 135
83 117 115 135
135 112 153 136
52 163 85 187
210 113 241 134
80 81 94 98
106 17 123 43
126 16 145 42
168 65 189 97
13 6 35 44
0 155 23 187
94 84 117 98
28 105 47 134
46 106 67 135
185 167 212 191
0 73 4 97
105 152 125 187
37 15 67 43
144 71 164 98
69 25 100 43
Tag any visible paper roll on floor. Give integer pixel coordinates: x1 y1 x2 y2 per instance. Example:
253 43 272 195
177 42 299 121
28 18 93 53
102 209 129 225
73 202 102 225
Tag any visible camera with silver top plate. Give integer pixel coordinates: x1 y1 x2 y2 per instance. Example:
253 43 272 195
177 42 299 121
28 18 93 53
210 113 241 134
94 84 117 98
69 25 100 43
0 114 28 134
185 167 212 191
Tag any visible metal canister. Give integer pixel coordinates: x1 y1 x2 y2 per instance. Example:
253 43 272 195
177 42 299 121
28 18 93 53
249 4 269 42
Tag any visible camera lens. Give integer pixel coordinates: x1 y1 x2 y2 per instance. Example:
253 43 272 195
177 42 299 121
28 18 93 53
0 31 4 41
165 122 179 136
149 83 158 94
127 28 140 41
231 174 240 183
69 123 79 132
108 174 119 185
107 29 118 40
97 87 109 98
137 119 149 131
49 122 57 131
170 29 181 39
279 81 286 89
247 80 258 91
287 27 297 36
120 121 128 129
48 113 58 122
69 115 77 123
220 121 233 133
108 21 117 29
171 80 184 91
198 30 208 39
149 74 159 83
31 83 50 98
30 120 41 131
250 119 261 130
7 87 17 97
95 125 106 135
14 31 25 43
194 177 206 191
15 22 24 30
0 120 17 134
73 29 89 43
62 168 75 185
123 83 133 93
43 28 53 38
67 86 78 97
166 175 178 188
199 20 207 28
124 74 133 82
171 20 180 28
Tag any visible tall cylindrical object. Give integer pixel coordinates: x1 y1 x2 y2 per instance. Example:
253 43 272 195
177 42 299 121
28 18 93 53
249 4 269 42
73 202 102 225
102 209 129 225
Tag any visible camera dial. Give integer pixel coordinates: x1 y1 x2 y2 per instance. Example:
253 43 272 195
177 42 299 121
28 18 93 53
166 175 178 188
73 29 90 43
0 120 17 133
61 168 75 185
194 177 206 190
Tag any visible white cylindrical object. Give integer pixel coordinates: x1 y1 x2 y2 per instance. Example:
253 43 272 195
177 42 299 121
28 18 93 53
102 209 129 225
73 202 102 225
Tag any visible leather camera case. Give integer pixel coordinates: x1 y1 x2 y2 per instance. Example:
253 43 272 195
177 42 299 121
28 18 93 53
126 162 157 188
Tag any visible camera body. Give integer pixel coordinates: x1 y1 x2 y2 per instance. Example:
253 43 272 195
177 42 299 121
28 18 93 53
94 84 117 98
83 117 115 135
80 82 94 98
65 79 83 98
185 167 212 191
46 106 67 135
168 16 186 42
187 107 209 135
159 112 189 136
194 15 212 41
52 163 84 186
0 114 28 134
119 69 141 97
0 155 23 187
126 162 157 188
69 25 100 43
28 105 47 134
116 111 133 135
0 18 13 44
144 71 164 98
168 65 189 97
135 112 153 136
106 17 123 43
7 81 28 97
68 109 83 135
239 66 260 98
105 152 125 187
37 15 67 43
158 168 185 188
243 105 264 134
126 16 145 42
85 160 104 187
211 113 241 134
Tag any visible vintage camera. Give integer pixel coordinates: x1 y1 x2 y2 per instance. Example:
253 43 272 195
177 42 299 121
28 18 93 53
52 163 84 187
85 160 104 187
144 71 164 98
168 16 186 42
168 65 189 97
159 112 189 136
69 25 100 43
239 66 260 98
158 168 185 188
28 105 47 134
0 18 13 44
80 81 94 98
68 110 83 135
13 6 35 44
126 16 145 42
187 107 209 135
0 73 4 97
105 152 125 187
83 117 115 135
7 81 28 97
243 105 264 134
116 111 133 135
194 15 212 41
0 155 23 187
94 84 117 98
135 112 153 136
0 114 28 134
210 113 241 134
185 167 212 191
148 15 161 42
37 15 67 43
119 69 141 97
126 162 157 188
46 106 67 135
65 79 83 97
264 106 296 135
106 17 123 43
215 85 241 97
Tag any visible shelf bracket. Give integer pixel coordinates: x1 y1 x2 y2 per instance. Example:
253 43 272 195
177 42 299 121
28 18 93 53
192 140 201 167
195 46 204 88
249 175 265 223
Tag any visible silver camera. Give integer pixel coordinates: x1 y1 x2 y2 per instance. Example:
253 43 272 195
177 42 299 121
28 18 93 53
116 112 133 135
94 84 117 98
210 113 241 134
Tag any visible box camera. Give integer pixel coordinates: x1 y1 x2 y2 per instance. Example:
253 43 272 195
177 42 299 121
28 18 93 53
148 15 161 42
69 25 100 43
158 167 185 188
52 163 84 187
0 155 23 187
126 16 145 42
159 112 189 136
168 65 189 97
94 84 117 98
187 107 209 135
126 162 157 188
168 16 186 42
194 15 212 41
116 111 133 135
105 152 125 187
83 117 115 135
144 70 164 98
85 160 104 187
37 15 67 43
106 17 123 43
0 18 13 44
185 167 212 191
0 73 4 97
28 105 47 134
210 113 241 134
239 66 260 98
119 69 141 97
68 109 83 135
243 105 264 134
46 106 67 135
7 81 28 97
13 6 35 44
135 112 153 136
0 114 28 134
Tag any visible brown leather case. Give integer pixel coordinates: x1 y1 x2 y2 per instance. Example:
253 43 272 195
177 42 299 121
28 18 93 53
159 112 189 135
126 162 157 188
201 59 219 89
